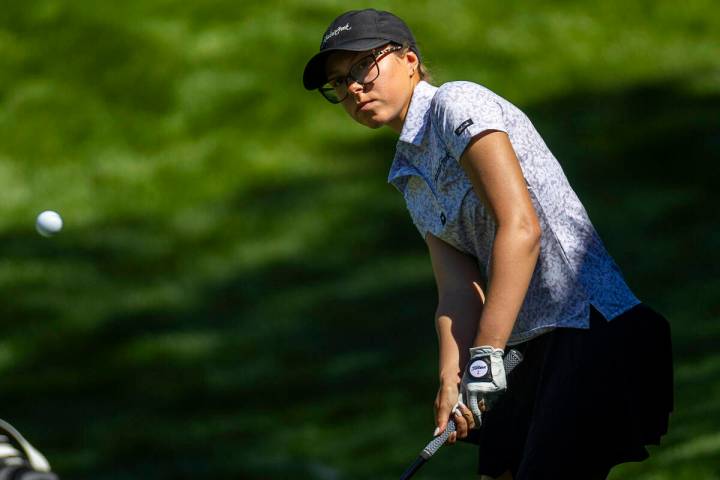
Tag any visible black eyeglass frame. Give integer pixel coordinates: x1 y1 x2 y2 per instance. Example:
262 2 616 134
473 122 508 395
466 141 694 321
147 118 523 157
319 44 405 104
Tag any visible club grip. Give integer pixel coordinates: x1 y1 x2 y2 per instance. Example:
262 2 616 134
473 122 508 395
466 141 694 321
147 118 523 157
503 348 523 374
422 349 523 458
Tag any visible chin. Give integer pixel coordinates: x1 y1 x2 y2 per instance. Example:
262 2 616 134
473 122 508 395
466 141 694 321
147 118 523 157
362 121 383 129
356 112 388 130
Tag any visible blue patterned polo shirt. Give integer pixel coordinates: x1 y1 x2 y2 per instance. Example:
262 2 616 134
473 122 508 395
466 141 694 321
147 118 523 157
388 80 640 345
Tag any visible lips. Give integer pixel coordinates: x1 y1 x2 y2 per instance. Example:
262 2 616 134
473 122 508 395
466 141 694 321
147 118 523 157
356 99 375 113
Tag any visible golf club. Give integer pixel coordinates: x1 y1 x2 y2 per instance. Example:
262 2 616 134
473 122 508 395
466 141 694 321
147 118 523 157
399 349 523 480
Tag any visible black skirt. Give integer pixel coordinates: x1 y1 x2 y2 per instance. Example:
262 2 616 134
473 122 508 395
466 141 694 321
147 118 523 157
462 303 674 478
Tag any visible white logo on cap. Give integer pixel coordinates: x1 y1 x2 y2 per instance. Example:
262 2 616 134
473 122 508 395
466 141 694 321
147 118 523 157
323 23 351 45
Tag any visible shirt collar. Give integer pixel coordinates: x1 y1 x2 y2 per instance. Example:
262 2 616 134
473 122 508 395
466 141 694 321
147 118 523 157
398 81 438 146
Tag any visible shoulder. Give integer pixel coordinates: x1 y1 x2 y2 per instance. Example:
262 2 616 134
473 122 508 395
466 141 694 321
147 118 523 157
429 81 505 127
432 81 499 110
427 82 507 155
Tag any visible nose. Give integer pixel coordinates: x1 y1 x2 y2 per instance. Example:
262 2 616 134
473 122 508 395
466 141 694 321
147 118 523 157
347 79 364 97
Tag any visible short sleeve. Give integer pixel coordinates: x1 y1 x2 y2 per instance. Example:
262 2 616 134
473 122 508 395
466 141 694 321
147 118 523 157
431 81 507 160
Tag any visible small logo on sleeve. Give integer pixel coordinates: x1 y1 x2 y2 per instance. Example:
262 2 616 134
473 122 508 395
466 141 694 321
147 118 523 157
454 118 474 136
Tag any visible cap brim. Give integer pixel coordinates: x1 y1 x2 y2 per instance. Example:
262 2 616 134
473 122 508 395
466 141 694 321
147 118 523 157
302 38 389 90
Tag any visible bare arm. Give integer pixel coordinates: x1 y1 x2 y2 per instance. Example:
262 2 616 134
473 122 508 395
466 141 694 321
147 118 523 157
427 130 541 440
427 233 484 386
459 130 541 349
427 233 486 442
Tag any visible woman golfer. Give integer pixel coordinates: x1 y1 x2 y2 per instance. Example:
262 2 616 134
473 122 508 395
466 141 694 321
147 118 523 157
303 9 673 479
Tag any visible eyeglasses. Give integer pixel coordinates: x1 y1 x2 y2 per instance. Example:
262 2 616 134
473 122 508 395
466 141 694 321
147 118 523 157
319 44 404 104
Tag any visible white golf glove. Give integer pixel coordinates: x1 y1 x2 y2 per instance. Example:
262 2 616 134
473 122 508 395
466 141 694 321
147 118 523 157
460 346 507 427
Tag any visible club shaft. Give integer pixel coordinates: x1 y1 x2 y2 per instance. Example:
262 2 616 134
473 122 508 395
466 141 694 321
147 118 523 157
399 456 426 480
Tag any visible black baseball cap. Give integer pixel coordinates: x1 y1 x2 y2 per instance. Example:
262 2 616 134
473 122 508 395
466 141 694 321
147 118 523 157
303 9 420 90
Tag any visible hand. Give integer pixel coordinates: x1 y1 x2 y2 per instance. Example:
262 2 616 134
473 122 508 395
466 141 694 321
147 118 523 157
433 382 476 444
460 346 507 426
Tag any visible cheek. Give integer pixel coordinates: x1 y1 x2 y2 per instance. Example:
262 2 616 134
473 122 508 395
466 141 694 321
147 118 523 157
353 111 384 129
375 77 407 114
341 102 354 117
341 100 380 127
339 80 405 128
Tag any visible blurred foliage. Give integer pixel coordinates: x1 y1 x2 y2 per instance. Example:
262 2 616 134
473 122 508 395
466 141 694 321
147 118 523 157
0 0 718 479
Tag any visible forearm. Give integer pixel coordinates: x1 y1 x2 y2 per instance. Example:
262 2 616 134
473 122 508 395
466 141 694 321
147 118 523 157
436 292 483 386
474 223 540 348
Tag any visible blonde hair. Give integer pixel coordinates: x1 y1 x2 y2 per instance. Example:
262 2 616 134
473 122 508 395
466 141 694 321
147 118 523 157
396 42 433 84
418 62 433 84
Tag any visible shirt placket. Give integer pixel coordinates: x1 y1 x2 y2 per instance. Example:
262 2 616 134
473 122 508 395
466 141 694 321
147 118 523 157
417 169 447 232
390 167 446 236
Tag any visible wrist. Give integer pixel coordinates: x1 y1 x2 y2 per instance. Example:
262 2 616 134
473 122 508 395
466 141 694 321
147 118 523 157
439 371 461 387
472 337 507 351
469 345 504 357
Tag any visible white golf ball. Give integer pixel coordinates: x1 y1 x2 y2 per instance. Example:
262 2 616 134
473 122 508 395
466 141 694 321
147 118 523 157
36 210 63 237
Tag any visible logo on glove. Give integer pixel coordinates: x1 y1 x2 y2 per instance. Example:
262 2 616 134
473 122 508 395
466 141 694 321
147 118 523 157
469 359 489 378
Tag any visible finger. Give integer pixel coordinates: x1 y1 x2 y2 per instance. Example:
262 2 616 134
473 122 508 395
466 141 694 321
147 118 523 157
459 402 476 430
468 392 483 423
435 404 449 434
456 409 471 439
435 407 449 435
472 281 486 304
447 431 457 445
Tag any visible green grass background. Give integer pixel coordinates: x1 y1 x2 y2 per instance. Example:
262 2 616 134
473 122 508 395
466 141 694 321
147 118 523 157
1 0 718 478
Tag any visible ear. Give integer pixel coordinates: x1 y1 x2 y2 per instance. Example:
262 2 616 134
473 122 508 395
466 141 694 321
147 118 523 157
404 49 420 76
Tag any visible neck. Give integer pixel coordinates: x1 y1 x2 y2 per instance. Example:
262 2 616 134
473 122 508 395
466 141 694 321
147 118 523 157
388 76 422 134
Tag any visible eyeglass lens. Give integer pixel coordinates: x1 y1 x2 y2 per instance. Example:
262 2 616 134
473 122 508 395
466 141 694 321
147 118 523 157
320 46 401 103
